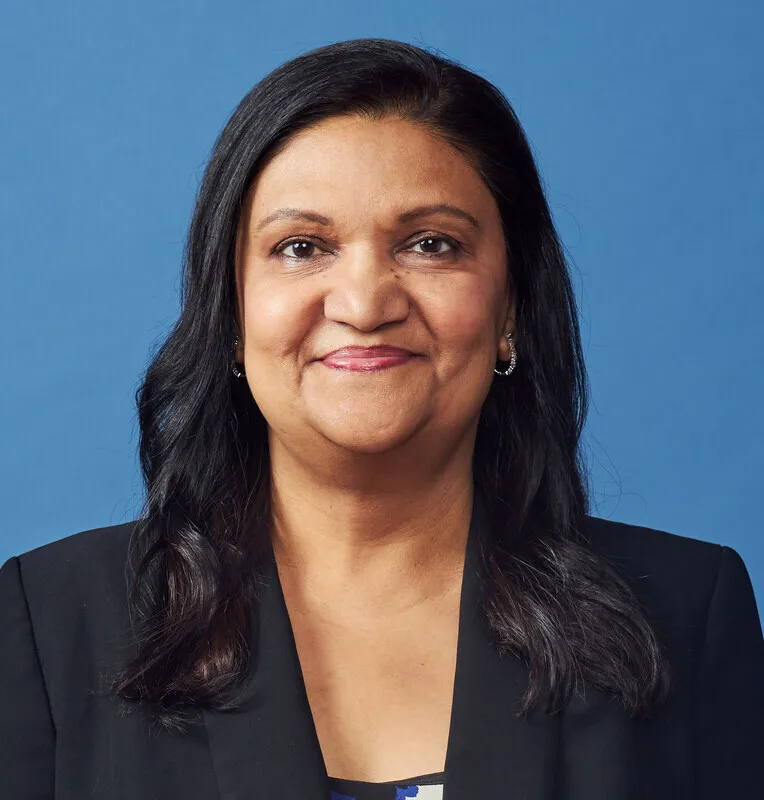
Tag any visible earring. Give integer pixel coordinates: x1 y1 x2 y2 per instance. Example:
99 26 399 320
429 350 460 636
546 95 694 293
231 335 245 379
494 332 517 377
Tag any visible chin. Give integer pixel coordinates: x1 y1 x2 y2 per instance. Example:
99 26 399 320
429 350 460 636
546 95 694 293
330 438 412 455
313 415 424 455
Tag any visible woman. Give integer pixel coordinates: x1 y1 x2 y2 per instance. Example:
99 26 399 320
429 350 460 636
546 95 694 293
1 38 762 800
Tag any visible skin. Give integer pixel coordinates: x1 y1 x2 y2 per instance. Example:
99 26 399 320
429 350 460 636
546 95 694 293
234 114 515 780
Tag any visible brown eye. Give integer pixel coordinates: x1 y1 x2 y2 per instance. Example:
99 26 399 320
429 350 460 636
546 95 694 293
277 240 318 259
409 236 457 256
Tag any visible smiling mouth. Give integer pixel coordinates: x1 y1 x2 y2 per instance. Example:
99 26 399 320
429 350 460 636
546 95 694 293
319 345 418 372
321 353 418 372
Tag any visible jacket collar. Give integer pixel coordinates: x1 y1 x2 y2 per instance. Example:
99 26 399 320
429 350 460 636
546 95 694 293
202 498 638 799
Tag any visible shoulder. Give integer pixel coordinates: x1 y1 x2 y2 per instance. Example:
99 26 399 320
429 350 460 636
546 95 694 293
582 513 725 589
9 519 137 602
0 521 138 667
579 518 764 785
582 514 726 620
581 515 762 674
0 521 141 723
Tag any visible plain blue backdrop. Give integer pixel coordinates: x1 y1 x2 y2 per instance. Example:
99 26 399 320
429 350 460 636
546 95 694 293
1 1 762 606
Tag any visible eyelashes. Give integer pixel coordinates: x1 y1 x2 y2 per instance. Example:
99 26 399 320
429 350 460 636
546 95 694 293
271 233 464 263
275 240 322 260
407 235 461 257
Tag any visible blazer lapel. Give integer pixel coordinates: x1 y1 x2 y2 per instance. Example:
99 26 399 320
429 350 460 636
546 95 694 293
446 500 641 800
556 683 641 800
444 498 561 799
203 549 329 800
203 497 640 800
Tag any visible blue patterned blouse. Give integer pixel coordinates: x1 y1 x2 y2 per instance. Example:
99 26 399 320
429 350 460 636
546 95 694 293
328 770 445 799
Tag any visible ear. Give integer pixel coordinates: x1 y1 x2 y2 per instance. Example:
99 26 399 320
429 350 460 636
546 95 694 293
497 285 517 361
234 334 245 363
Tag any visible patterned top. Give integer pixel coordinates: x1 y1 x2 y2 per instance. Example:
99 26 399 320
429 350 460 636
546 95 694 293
328 770 445 799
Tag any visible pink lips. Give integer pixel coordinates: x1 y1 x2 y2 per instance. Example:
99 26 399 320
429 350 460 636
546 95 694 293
319 345 417 372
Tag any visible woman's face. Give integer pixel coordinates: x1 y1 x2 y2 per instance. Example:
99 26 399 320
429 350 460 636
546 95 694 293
235 114 514 458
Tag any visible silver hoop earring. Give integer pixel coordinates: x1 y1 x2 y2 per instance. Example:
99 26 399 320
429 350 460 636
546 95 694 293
494 332 517 377
231 335 245 379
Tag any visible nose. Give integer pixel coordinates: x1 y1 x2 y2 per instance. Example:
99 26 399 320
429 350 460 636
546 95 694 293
322 244 410 331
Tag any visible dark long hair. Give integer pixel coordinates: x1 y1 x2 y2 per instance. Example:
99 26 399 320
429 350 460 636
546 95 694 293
112 38 671 730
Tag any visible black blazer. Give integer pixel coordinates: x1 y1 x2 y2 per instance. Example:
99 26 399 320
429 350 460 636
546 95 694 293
1 502 763 800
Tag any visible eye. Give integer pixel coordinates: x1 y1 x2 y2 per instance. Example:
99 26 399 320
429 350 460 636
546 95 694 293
274 239 322 259
408 235 459 257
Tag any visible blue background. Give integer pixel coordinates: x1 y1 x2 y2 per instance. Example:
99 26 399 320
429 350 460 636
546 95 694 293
1 1 762 606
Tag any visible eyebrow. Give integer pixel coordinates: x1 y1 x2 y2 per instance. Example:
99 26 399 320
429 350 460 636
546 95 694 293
254 208 331 232
253 203 481 233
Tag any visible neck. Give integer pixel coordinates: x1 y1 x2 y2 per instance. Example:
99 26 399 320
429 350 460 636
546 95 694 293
267 428 475 608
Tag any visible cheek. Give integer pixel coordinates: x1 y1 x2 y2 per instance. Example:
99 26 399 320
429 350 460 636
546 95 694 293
423 276 503 424
419 274 501 367
242 278 314 367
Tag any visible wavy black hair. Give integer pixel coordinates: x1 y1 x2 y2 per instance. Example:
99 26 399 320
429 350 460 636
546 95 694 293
112 38 671 730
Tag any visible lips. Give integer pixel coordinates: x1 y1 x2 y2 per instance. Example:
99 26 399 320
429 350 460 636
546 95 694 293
322 345 414 359
319 345 417 372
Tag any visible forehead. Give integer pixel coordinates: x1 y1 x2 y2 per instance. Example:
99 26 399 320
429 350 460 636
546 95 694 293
245 115 497 223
